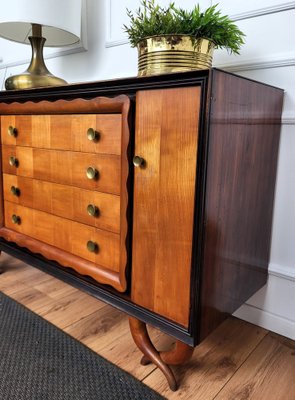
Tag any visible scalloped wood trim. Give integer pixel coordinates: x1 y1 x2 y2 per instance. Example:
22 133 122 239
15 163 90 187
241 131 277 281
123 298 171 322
0 95 129 115
0 227 126 292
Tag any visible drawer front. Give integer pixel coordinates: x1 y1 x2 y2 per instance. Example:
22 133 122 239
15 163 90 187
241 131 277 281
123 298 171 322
2 145 121 195
4 201 120 272
1 114 122 155
3 174 120 233
0 95 131 293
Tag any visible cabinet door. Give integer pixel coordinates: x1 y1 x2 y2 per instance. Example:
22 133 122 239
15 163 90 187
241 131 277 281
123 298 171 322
131 87 201 327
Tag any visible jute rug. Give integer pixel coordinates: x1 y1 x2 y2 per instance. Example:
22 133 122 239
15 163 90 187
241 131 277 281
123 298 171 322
0 291 164 400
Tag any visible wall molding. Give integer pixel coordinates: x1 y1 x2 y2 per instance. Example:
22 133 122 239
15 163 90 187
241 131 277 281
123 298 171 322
234 303 295 340
234 263 295 340
0 45 88 70
105 1 295 48
281 118 295 125
215 51 295 72
230 1 295 21
269 262 295 281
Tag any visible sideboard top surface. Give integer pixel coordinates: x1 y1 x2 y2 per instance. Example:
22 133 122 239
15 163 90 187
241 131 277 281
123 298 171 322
0 69 283 104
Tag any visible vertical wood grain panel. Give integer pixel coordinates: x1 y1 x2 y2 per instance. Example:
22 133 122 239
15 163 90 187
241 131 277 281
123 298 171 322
131 87 201 327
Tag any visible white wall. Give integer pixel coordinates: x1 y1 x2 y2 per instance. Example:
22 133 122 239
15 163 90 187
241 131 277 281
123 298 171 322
0 0 294 339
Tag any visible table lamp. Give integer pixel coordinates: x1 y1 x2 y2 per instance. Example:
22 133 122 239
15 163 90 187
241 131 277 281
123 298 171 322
0 0 82 90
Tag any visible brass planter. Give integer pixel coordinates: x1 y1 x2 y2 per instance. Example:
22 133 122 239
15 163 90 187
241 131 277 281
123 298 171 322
137 35 214 77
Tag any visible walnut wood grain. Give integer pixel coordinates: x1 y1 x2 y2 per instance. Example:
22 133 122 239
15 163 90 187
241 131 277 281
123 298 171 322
198 70 284 341
3 174 120 233
1 114 122 156
131 87 201 328
2 145 121 195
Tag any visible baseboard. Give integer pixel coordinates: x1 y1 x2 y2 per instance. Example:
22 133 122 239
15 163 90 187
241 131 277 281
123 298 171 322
234 264 295 339
268 263 295 281
233 304 295 340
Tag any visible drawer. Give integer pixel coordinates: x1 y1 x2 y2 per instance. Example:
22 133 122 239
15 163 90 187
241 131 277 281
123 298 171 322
1 114 122 155
4 201 120 272
2 145 121 195
3 174 120 233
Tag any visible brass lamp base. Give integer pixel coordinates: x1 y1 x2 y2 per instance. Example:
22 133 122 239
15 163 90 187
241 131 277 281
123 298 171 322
5 25 67 90
5 71 67 91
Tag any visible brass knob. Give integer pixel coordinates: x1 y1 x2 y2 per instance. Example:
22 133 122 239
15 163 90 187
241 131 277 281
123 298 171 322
86 166 98 180
11 186 21 197
8 126 17 137
133 156 145 168
87 240 99 253
87 204 99 217
12 214 21 225
87 128 99 142
9 156 19 167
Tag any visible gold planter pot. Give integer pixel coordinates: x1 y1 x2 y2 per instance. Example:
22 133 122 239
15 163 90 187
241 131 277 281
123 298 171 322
137 35 215 77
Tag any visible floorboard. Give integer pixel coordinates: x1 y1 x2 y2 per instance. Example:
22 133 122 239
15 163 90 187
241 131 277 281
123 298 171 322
1 252 294 400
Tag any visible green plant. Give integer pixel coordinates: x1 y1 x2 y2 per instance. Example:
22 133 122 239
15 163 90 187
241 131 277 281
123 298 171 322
124 1 245 54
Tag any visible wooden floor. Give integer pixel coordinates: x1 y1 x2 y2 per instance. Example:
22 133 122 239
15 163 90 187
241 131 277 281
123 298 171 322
0 252 295 400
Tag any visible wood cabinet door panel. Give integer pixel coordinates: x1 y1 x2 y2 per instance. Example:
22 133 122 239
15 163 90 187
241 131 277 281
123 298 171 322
131 87 201 327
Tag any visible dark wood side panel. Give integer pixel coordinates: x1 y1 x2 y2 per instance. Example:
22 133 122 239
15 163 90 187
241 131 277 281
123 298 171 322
199 70 284 341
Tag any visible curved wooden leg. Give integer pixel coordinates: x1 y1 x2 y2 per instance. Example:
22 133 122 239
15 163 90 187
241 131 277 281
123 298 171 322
129 317 178 391
141 339 194 366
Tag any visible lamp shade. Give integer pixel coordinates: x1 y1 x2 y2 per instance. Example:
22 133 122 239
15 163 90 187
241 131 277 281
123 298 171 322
0 0 81 47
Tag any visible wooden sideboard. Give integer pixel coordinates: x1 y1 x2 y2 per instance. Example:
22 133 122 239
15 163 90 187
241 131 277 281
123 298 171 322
0 69 283 390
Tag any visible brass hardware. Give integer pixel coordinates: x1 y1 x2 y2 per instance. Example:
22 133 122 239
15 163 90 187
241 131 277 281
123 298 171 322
133 156 145 168
137 36 214 77
87 128 100 142
11 186 21 197
86 167 98 180
8 126 17 137
12 214 21 225
87 204 99 217
5 24 67 90
87 240 99 253
9 156 19 167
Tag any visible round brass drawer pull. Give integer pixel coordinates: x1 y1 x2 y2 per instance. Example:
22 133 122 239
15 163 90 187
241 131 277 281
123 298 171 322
8 126 17 137
87 204 99 217
87 128 100 142
12 214 21 225
11 186 21 197
133 156 145 168
86 166 98 180
9 156 19 167
87 240 99 253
